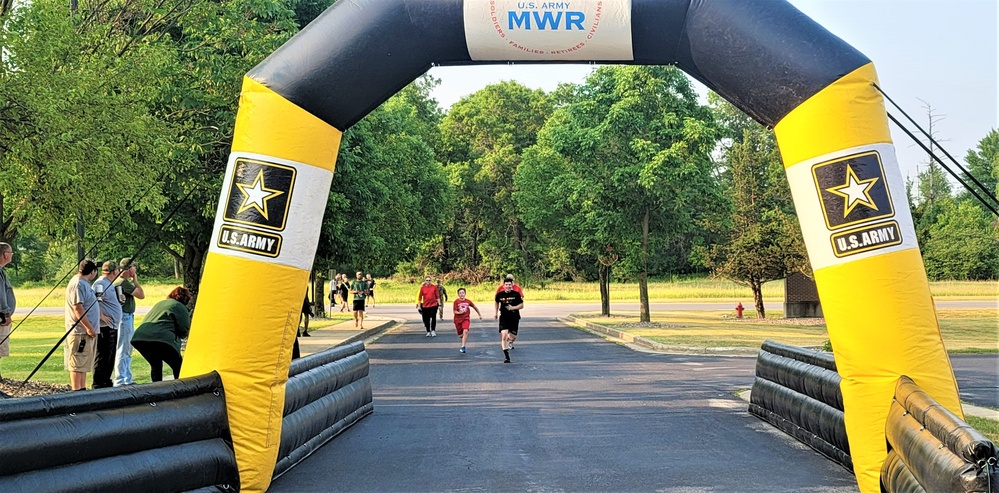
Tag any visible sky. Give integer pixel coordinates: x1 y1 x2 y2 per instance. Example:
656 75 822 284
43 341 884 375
427 0 998 185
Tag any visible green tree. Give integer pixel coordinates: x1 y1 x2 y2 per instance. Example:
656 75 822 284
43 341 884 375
314 77 450 280
516 66 722 321
124 0 300 301
437 81 551 278
0 0 179 246
962 128 999 210
922 198 999 280
701 98 807 318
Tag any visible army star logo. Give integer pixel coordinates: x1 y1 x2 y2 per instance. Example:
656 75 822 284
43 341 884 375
812 151 894 230
223 158 295 231
236 170 284 220
826 166 879 218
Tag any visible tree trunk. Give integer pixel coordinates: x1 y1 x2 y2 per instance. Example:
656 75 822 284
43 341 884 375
0 192 15 244
180 238 208 309
639 206 650 323
599 262 610 316
312 272 325 318
751 279 766 318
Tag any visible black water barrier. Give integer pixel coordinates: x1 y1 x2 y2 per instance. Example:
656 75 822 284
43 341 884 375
0 372 239 493
748 340 851 471
881 375 999 493
274 341 373 479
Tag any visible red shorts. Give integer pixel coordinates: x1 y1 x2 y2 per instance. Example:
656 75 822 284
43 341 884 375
454 318 470 335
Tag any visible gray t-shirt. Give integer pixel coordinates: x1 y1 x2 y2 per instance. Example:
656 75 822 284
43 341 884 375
65 275 99 334
0 266 14 320
93 276 123 329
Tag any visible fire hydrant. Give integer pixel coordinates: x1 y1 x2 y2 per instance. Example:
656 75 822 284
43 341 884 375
736 302 744 319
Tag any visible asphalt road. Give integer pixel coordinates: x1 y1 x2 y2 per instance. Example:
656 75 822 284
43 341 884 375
271 315 859 492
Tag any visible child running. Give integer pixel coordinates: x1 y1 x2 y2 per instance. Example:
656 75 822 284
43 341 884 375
452 288 482 354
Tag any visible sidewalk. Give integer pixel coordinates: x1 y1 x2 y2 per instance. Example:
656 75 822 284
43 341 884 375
297 315 400 357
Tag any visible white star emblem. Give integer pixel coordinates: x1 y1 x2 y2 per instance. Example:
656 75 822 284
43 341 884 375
826 165 879 217
236 170 284 220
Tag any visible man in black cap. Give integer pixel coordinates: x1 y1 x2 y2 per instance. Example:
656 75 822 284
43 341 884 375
113 257 144 385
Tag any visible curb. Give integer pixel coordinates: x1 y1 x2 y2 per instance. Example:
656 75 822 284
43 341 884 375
560 315 758 356
336 318 401 347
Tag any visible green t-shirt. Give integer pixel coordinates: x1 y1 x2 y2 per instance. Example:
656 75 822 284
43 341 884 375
113 277 137 314
350 279 367 300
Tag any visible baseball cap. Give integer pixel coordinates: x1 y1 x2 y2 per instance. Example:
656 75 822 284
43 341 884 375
119 257 135 269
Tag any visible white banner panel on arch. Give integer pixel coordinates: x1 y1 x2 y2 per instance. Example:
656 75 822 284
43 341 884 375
464 0 634 61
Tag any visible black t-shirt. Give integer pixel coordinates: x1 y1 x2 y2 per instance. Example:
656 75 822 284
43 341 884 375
494 290 523 320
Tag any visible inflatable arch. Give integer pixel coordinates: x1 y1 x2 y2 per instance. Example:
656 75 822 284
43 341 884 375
180 1 962 491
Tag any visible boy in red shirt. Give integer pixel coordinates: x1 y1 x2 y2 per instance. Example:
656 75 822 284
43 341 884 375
452 288 481 354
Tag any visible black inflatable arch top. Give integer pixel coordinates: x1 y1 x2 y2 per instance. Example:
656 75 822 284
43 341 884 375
249 0 869 130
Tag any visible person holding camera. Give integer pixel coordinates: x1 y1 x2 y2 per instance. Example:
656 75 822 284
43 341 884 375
64 259 100 390
113 257 144 386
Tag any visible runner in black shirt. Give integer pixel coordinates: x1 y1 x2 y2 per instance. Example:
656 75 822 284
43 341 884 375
494 279 524 363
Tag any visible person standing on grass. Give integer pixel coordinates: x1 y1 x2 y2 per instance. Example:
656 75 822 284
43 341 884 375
452 288 481 354
64 259 100 390
417 275 441 337
113 257 144 386
350 271 367 329
0 243 15 377
132 287 191 382
91 261 122 389
495 279 524 363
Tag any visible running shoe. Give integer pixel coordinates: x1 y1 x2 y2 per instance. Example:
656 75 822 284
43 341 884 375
460 347 466 353
431 331 437 337
425 332 431 337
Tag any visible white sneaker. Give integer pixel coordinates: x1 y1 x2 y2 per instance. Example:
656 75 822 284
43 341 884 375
431 331 437 337
425 332 431 337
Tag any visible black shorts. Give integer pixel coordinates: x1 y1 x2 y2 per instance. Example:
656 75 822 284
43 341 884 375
498 317 519 335
352 299 365 312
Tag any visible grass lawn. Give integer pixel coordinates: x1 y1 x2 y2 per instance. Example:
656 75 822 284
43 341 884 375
573 308 998 353
0 313 354 386
967 416 999 443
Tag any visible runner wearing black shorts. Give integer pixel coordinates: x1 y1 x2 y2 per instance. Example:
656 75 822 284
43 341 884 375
494 279 524 363
349 271 368 329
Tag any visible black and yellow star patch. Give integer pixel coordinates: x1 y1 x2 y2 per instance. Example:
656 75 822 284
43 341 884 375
223 158 296 232
811 151 894 230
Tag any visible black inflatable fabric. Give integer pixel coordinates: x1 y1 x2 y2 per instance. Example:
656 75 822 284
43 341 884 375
248 0 869 131
0 372 239 493
749 340 851 471
882 376 999 493
274 341 374 479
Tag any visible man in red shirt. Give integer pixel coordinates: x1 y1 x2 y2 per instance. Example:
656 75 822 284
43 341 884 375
495 274 524 297
452 288 482 354
416 276 441 337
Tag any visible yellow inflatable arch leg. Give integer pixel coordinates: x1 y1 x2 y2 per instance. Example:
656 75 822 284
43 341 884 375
774 63 963 493
181 77 341 493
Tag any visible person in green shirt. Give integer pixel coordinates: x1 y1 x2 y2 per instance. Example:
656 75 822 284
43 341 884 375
112 257 145 386
349 271 367 329
132 287 192 382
